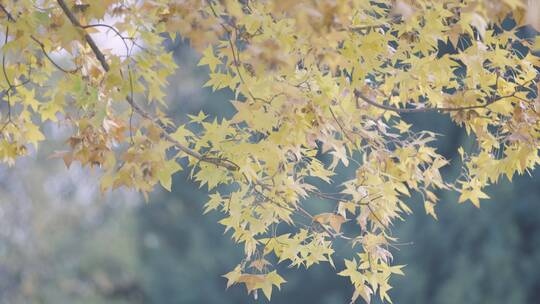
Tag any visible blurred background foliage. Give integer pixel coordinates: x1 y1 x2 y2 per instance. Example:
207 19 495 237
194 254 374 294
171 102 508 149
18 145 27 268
0 39 539 304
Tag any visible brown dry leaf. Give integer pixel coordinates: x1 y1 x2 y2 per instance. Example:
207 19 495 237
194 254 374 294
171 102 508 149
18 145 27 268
447 24 463 47
249 258 271 272
237 274 266 293
391 0 416 21
49 150 73 168
313 212 347 233
527 0 540 31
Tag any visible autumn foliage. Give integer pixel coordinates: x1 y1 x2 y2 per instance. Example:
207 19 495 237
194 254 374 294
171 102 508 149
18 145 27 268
1 0 540 302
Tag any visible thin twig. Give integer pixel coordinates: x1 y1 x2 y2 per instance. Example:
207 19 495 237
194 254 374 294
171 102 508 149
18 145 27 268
56 0 110 71
354 79 533 114
30 36 79 74
0 4 15 21
329 107 362 152
55 0 239 171
1 4 77 74
0 92 15 132
1 25 14 132
82 23 131 55
2 25 12 88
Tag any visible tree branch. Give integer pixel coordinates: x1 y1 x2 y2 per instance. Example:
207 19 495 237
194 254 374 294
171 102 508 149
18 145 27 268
2 4 79 74
0 4 15 22
55 0 238 171
354 87 523 114
56 0 109 71
30 36 79 74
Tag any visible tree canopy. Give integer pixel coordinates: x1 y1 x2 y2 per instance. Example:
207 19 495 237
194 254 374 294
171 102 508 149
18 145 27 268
1 0 539 302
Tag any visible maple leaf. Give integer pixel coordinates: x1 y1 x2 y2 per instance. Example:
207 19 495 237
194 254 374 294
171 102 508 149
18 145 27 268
313 213 347 234
223 266 242 289
459 183 490 208
157 159 182 191
249 258 271 272
2 1 539 303
198 46 222 72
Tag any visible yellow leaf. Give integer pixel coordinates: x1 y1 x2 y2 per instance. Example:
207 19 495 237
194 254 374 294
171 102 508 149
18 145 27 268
24 124 45 148
198 46 222 72
458 183 489 208
222 266 242 289
157 160 182 191
395 120 411 133
424 200 438 220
